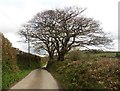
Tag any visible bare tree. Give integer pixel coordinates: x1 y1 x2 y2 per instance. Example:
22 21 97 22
19 21 56 60
19 7 112 61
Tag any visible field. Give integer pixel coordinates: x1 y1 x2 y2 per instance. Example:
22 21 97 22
48 51 120 90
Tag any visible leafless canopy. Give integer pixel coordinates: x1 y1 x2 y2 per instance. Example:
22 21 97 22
19 7 112 61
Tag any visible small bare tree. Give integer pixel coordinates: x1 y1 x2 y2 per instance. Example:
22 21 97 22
19 7 112 61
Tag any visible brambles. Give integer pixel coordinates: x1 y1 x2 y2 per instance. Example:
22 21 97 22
49 56 120 90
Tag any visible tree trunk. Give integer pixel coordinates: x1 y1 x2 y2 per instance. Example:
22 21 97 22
46 52 54 69
48 52 54 61
57 52 65 61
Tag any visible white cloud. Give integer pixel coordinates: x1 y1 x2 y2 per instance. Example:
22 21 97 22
0 0 119 52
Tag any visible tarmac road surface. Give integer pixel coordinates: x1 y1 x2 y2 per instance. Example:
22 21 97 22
10 69 59 90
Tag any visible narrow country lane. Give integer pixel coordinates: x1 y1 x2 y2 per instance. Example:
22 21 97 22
10 69 59 90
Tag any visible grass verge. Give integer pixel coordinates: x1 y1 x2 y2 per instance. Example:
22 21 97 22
2 70 31 89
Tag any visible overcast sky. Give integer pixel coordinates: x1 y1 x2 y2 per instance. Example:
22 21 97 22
0 0 119 52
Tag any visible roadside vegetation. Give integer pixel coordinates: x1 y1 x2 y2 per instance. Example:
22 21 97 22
17 6 118 89
2 70 31 89
40 57 48 68
2 6 119 90
48 49 120 90
2 34 41 89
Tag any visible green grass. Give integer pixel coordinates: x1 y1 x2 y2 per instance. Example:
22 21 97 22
2 70 31 89
2 34 41 89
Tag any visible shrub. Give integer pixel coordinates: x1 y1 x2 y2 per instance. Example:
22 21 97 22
66 49 82 61
49 58 120 90
115 53 120 58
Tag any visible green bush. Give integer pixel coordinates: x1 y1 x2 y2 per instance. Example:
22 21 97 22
66 49 82 61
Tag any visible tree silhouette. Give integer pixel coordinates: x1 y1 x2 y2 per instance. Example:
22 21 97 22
19 7 112 61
